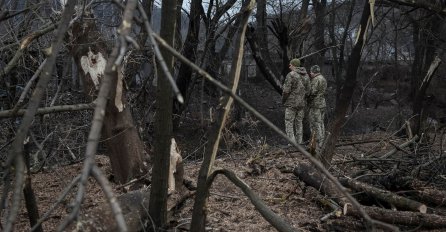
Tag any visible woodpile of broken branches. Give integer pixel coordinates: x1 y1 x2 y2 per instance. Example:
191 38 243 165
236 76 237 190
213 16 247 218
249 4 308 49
294 130 446 230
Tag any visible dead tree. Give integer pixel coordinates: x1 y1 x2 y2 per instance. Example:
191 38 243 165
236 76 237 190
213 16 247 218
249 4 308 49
66 8 147 184
293 162 446 230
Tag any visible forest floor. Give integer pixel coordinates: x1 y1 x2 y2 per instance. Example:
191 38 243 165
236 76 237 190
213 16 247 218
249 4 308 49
12 137 348 232
11 130 446 232
6 76 446 231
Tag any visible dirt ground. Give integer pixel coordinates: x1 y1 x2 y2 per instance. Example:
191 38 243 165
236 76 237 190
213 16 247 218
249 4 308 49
7 128 446 231
4 70 446 232
10 144 339 232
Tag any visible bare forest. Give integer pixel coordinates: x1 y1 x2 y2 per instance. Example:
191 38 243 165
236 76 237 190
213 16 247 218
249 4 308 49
1 0 446 231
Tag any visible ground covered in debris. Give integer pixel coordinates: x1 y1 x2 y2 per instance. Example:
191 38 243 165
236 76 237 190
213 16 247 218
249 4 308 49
10 129 446 231
5 74 446 232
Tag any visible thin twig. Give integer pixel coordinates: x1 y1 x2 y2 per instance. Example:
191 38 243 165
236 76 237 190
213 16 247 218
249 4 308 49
91 165 127 232
3 2 76 231
11 59 47 114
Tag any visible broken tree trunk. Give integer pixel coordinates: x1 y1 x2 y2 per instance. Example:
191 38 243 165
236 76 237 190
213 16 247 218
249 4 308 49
344 204 446 229
339 177 427 213
66 9 147 183
293 161 348 206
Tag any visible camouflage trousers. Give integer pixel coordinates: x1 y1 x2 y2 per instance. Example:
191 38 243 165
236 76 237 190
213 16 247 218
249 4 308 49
309 107 326 147
285 107 305 144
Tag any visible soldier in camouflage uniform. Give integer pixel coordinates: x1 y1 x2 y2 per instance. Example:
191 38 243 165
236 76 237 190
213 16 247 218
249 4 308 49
308 65 327 148
282 58 307 144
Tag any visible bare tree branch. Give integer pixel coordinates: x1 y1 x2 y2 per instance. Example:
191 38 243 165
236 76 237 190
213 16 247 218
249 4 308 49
208 169 296 232
57 0 141 230
151 20 390 232
2 2 76 231
0 103 95 119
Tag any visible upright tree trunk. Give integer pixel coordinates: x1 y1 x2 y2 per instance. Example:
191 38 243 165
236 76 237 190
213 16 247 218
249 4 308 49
310 0 327 67
321 1 371 166
255 0 280 78
329 0 356 102
410 14 442 135
190 1 255 231
67 9 146 184
173 0 202 116
148 0 177 228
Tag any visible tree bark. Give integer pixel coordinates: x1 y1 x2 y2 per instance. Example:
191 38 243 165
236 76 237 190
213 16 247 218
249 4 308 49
293 161 348 206
412 187 446 207
246 26 283 94
255 0 280 78
23 140 43 232
339 177 427 213
321 1 371 166
190 1 255 231
67 9 146 184
310 0 327 67
148 0 177 228
329 0 356 101
344 204 446 229
173 0 202 115
411 51 442 135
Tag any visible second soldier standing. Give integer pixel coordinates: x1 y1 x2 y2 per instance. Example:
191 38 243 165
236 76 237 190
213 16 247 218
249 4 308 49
308 65 327 149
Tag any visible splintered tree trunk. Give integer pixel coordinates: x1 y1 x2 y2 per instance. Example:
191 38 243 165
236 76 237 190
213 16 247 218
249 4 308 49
411 52 442 135
67 10 146 184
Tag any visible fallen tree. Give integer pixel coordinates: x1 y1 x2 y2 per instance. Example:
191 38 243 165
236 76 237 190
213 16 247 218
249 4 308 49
339 177 427 213
293 161 446 229
344 204 446 229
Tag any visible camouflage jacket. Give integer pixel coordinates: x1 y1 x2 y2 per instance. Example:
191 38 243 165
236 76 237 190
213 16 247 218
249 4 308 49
297 67 311 98
282 70 306 109
308 73 327 108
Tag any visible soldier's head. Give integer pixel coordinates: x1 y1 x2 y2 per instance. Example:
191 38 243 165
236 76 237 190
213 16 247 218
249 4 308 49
289 58 301 70
310 65 320 74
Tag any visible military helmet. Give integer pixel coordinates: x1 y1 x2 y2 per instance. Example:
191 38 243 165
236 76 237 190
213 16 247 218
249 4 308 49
310 65 321 73
289 58 301 67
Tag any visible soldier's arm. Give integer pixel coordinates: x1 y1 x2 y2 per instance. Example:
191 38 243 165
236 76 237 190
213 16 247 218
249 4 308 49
315 78 325 95
282 74 292 103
